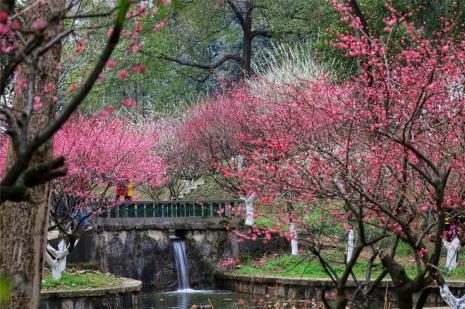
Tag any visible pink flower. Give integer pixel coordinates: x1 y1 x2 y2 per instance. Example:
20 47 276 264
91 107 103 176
131 65 146 74
237 298 245 306
121 98 137 107
152 18 168 32
100 105 114 117
0 11 8 23
106 60 116 69
117 70 128 79
0 24 8 35
43 83 57 94
254 258 265 267
33 96 43 111
32 19 46 30
418 247 427 258
68 83 77 93
75 41 85 54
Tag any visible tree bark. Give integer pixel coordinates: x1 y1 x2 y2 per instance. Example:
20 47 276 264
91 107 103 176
335 289 348 309
380 254 422 309
0 0 64 307
415 289 431 309
241 17 253 79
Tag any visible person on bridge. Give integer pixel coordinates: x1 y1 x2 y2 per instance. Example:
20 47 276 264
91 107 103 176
115 177 133 201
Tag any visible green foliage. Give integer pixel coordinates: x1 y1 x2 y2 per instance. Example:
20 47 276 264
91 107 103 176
235 254 383 278
116 0 130 25
234 254 465 280
304 207 345 236
0 277 10 305
396 240 414 256
60 0 465 116
42 273 122 291
254 217 274 230
180 177 233 200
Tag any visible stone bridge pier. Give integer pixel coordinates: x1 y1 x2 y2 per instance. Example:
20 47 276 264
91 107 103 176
68 200 243 291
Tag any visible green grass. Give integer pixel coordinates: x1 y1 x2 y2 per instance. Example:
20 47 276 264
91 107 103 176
235 255 384 278
42 272 122 291
233 254 465 281
0 277 10 303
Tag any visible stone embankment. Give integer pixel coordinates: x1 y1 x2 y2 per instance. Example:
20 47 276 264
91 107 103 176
215 273 465 308
39 277 141 309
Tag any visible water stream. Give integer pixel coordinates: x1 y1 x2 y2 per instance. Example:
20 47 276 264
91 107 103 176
155 239 253 308
142 290 254 308
172 240 190 291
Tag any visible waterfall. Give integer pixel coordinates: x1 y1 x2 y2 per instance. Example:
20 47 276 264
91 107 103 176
173 240 190 290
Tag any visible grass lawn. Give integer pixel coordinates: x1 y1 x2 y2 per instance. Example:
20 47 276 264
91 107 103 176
42 272 122 291
232 254 465 281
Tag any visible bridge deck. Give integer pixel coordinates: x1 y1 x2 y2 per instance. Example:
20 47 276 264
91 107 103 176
94 199 244 230
94 216 242 230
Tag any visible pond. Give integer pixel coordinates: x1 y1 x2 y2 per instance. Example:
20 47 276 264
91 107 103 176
141 289 254 309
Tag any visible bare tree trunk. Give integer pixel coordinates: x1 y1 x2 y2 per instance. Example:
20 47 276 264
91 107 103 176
241 18 253 79
0 0 64 307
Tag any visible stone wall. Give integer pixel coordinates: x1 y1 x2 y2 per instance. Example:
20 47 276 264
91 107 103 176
40 278 141 309
69 228 238 291
67 217 291 292
100 230 179 291
238 236 290 257
184 230 238 286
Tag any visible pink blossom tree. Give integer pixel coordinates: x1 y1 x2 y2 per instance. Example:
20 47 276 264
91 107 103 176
157 88 264 205
45 113 164 279
223 3 465 308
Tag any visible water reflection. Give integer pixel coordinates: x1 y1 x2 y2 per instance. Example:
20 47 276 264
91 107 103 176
141 289 253 309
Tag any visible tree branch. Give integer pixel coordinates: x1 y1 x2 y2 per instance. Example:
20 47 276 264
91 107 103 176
226 0 246 28
344 0 369 35
154 52 241 70
0 0 130 195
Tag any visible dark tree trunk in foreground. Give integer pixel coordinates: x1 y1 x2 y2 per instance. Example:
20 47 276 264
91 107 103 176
0 0 64 307
381 255 431 309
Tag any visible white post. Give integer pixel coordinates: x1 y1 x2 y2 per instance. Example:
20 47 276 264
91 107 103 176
346 229 355 263
440 284 465 308
242 192 256 226
290 221 298 255
236 155 256 226
241 193 256 225
443 238 460 272
235 155 244 170
44 239 78 280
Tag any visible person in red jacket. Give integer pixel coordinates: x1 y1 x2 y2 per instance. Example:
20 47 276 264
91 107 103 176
115 177 133 201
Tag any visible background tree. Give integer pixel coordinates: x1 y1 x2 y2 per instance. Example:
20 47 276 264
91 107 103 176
223 3 465 308
45 113 164 280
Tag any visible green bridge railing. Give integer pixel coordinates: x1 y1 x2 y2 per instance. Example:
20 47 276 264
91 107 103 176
98 200 244 219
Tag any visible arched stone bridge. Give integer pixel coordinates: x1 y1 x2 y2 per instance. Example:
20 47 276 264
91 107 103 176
94 199 245 231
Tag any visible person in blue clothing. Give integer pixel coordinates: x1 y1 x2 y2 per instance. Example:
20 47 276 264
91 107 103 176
75 208 92 231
